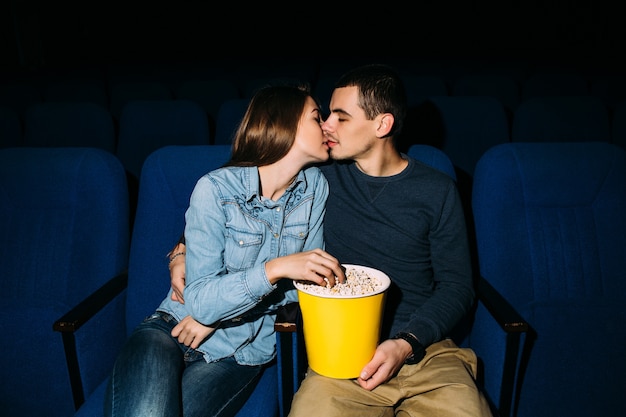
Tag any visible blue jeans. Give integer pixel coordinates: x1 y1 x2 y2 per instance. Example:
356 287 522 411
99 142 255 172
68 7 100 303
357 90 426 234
104 311 263 417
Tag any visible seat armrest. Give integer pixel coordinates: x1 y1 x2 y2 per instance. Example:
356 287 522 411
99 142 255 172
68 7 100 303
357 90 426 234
476 276 528 333
274 302 300 333
53 271 128 333
274 302 304 416
52 271 128 410
475 276 529 417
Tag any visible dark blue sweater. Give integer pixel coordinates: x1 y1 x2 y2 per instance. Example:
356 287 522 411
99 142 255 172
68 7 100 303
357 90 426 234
319 156 474 346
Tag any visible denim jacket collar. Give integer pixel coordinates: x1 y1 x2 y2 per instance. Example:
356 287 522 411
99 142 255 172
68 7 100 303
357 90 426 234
243 166 307 203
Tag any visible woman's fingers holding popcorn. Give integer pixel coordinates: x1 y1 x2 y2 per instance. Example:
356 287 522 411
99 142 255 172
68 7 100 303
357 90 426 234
264 249 345 286
296 266 383 296
304 249 345 287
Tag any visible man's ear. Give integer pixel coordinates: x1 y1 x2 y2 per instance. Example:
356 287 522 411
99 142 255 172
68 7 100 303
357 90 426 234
376 113 395 138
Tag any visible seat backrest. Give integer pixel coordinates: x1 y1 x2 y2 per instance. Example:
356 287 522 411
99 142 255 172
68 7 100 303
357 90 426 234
611 99 626 151
214 98 250 145
242 76 311 99
109 81 173 121
512 96 611 143
0 147 129 417
589 74 626 111
0 146 130 308
124 145 232 333
406 144 457 181
313 75 339 114
174 79 240 114
116 99 211 181
234 59 316 98
174 79 241 138
0 106 22 148
401 96 510 180
44 80 109 109
470 141 626 417
402 75 448 107
0 82 42 117
452 74 521 114
22 101 116 152
521 72 588 102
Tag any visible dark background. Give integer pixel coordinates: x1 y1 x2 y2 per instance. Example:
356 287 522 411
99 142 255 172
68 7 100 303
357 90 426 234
2 1 625 74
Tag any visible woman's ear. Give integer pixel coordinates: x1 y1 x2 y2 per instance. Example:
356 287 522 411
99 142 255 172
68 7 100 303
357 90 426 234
376 113 395 138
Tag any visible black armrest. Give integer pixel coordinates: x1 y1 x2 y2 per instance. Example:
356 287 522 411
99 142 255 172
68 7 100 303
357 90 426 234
476 276 528 333
52 271 128 410
274 302 300 333
54 271 128 333
274 302 306 416
475 275 529 417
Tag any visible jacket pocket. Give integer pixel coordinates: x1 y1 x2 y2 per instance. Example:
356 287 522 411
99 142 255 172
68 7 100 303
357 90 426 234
280 222 308 253
224 228 263 270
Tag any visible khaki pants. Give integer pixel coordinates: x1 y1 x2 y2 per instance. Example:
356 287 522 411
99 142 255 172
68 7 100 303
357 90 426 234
288 339 493 417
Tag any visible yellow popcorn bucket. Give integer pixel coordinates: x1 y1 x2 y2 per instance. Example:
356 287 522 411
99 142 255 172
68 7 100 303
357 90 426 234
294 264 391 379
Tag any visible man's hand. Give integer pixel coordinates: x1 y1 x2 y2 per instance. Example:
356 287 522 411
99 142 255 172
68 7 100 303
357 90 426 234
169 243 186 304
171 315 217 349
356 338 410 390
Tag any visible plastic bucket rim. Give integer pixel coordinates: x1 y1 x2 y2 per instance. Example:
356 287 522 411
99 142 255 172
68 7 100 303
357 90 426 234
294 264 391 299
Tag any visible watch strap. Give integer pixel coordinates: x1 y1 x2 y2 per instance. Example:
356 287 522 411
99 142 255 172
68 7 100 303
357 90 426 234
393 332 426 364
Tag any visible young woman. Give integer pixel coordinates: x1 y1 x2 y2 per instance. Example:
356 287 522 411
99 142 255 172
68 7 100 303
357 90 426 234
104 84 345 417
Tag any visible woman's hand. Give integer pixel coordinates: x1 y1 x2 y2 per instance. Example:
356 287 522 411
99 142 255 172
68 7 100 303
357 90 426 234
169 245 346 300
265 248 346 287
171 315 217 349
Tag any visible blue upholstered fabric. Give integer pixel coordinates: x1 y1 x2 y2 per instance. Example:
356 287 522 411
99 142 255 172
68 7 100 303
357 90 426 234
426 96 511 179
590 74 626 111
115 100 211 181
174 79 241 140
406 144 457 181
108 81 173 122
174 79 240 120
243 77 310 99
23 102 116 152
611 99 626 151
0 147 130 417
0 106 22 148
512 96 611 143
214 98 250 145
74 145 279 417
452 74 521 113
470 142 626 417
44 80 109 109
401 75 448 107
0 82 42 117
521 72 588 102
403 96 510 182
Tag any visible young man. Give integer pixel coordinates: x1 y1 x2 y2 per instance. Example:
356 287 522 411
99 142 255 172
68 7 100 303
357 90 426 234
169 64 492 416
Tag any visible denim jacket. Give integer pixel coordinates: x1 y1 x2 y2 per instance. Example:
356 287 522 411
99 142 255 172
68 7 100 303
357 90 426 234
157 165 328 365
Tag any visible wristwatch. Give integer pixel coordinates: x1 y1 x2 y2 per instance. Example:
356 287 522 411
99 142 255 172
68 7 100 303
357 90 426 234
393 332 426 365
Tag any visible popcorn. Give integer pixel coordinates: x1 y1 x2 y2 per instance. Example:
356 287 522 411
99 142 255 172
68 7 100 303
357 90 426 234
295 267 384 297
